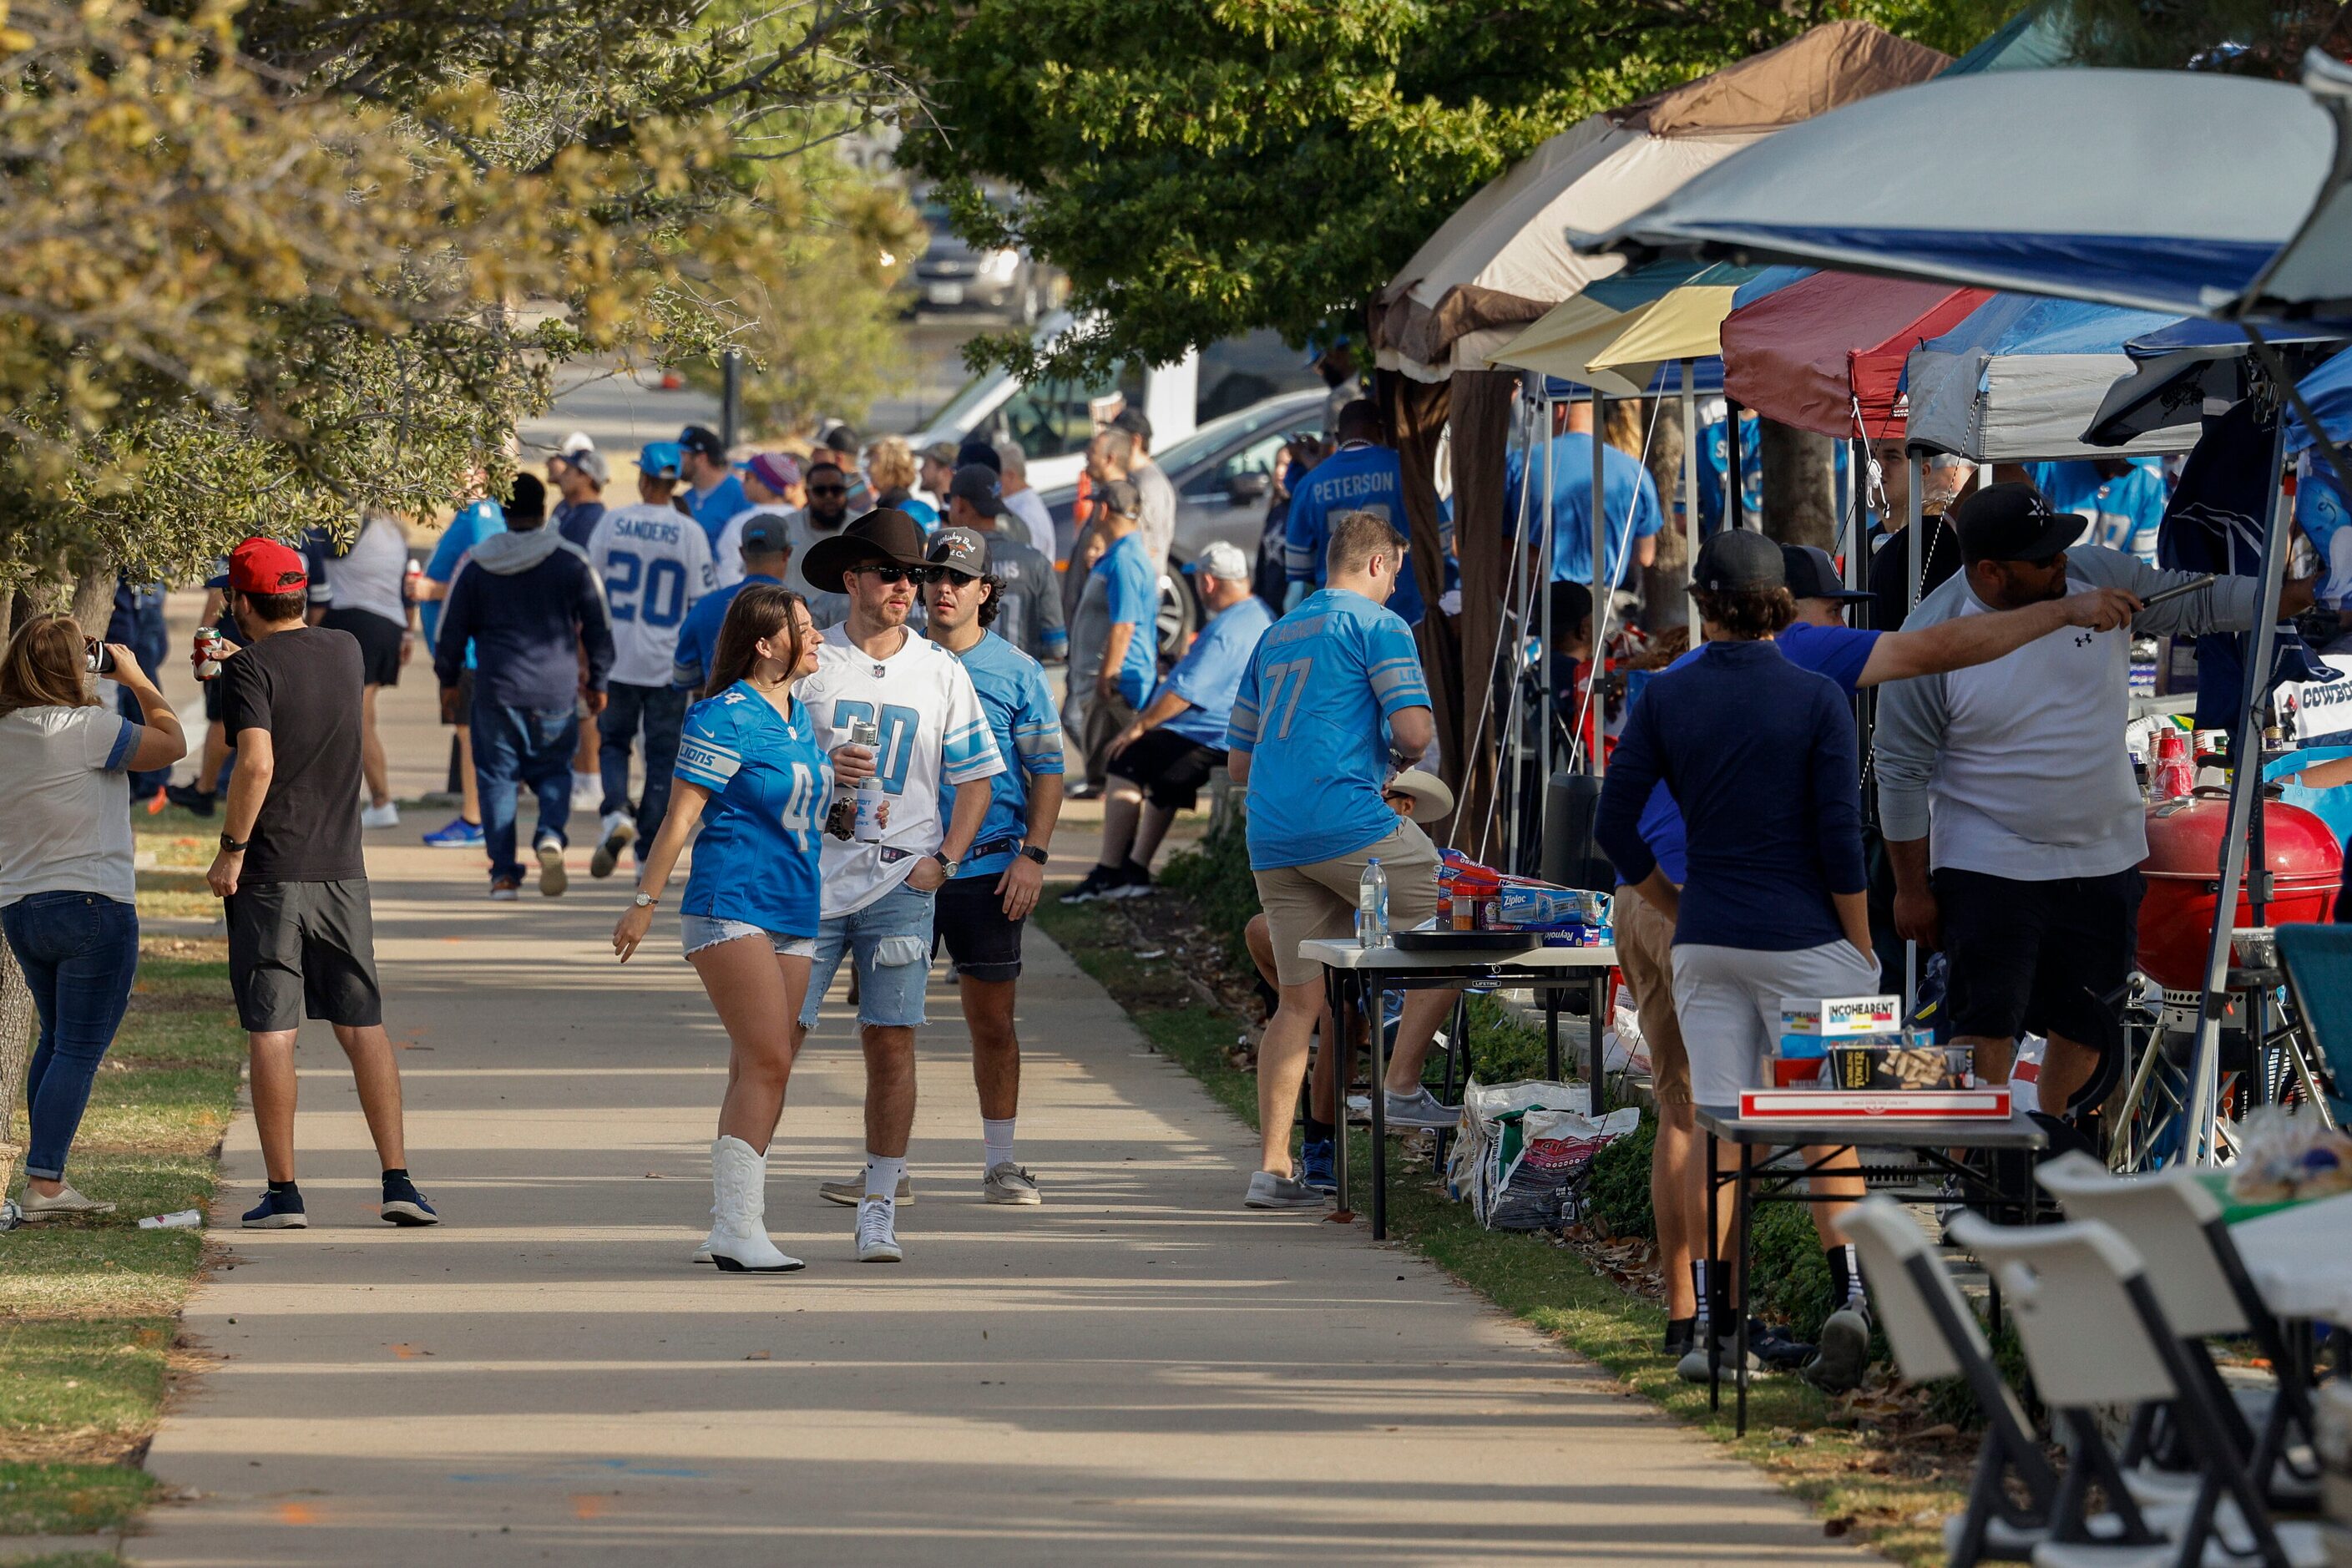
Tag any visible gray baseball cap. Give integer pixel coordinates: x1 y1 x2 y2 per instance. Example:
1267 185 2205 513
927 527 990 577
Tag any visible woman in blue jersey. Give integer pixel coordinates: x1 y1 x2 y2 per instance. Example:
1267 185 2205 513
612 584 837 1272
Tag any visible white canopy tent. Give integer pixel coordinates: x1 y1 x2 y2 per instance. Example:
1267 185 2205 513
1903 296 2197 462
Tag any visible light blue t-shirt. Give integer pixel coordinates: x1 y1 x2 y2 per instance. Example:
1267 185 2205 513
2030 458 2168 564
673 683 830 936
670 573 781 692
1282 443 1425 626
1504 436 1664 589
1227 588 1431 871
1156 594 1275 746
1095 532 1157 707
939 632 1064 881
687 475 751 545
421 500 504 665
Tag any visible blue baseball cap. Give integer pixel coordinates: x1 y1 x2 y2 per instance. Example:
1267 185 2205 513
638 441 683 479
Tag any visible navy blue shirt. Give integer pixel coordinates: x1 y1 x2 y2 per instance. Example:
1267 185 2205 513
1596 638 1865 953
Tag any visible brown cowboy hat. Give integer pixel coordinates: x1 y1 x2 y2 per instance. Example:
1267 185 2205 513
801 508 930 594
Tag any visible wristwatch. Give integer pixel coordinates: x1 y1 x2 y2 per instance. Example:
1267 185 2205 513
930 852 959 878
219 832 249 852
1019 845 1050 866
631 891 658 908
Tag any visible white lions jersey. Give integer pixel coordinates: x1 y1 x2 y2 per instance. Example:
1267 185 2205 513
588 503 717 687
711 503 792 589
800 625 1005 917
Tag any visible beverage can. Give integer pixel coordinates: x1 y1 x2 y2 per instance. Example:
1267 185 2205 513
853 777 885 842
193 627 227 681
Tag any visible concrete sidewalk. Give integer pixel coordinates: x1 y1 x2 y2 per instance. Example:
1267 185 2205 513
130 677 1856 1565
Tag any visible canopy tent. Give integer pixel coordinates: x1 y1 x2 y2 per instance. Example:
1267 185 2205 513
2086 321 2350 448
1903 295 2187 461
1487 262 1758 392
1370 21 1947 382
1576 63 2352 324
1939 0 2074 74
2287 346 2352 457
1718 271 1991 439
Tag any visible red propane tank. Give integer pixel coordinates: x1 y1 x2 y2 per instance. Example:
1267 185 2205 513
2137 788 2342 989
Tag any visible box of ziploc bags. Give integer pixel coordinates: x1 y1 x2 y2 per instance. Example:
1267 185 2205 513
1778 994 1900 1039
1489 884 1610 931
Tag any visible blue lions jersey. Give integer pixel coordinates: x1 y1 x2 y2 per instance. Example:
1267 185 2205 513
939 632 1065 882
673 683 830 936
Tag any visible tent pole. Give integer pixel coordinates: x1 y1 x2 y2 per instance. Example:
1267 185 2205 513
1904 449 1925 1016
1682 361 1699 635
1591 393 1607 779
1539 392 1555 786
1727 397 1748 529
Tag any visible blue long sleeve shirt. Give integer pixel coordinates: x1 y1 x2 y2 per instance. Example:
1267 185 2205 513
1594 637 1864 953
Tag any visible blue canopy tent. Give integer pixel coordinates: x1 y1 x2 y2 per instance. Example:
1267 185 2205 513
1901 295 2188 462
2087 321 2352 448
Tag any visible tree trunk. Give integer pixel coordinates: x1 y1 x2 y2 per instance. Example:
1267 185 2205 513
1758 417 1835 549
70 559 116 637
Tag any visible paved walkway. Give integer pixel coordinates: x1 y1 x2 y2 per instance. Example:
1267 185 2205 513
133 676 1856 1565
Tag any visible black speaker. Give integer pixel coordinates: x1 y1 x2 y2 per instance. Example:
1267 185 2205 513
1541 770 1616 892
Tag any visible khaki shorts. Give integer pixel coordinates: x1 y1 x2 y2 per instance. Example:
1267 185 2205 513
1613 890 1690 1107
1079 687 1137 787
1253 820 1440 987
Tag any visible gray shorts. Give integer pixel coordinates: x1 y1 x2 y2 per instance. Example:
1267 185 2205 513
225 878 384 1034
1669 938 1881 1107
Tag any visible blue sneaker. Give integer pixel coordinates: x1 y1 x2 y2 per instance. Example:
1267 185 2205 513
379 1172 439 1227
1298 1139 1337 1194
241 1186 308 1229
422 817 483 849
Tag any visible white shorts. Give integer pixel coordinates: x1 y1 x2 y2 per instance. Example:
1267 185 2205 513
1670 938 1881 1107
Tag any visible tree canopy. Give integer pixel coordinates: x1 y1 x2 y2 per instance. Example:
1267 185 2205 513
884 0 2021 381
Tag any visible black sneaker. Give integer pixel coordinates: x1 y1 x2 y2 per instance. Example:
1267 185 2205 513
1750 1318 1817 1372
164 782 216 817
379 1173 439 1227
1060 865 1122 904
242 1186 308 1229
1109 861 1156 899
1662 1316 1697 1358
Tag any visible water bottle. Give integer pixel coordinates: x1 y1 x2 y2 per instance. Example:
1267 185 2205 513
1356 857 1389 947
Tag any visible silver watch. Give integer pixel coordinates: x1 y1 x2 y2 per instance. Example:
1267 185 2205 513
631 891 658 908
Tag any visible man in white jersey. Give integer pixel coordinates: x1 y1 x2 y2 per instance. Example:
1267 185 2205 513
794 509 1004 1263
586 442 716 878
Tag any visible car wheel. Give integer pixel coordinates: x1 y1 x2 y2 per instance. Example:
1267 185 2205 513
1156 570 1197 662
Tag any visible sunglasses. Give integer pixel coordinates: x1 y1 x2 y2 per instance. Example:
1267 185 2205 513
928 567 979 589
808 484 847 497
859 564 937 585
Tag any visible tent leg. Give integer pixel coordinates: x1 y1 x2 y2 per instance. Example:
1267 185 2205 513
1904 449 1925 1018
1727 397 1748 530
1681 362 1699 635
1591 397 1607 778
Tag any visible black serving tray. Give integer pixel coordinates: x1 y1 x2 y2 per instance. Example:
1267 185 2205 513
1391 929 1542 953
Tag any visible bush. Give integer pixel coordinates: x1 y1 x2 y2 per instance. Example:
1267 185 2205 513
1160 817 1261 969
1585 1109 1657 1241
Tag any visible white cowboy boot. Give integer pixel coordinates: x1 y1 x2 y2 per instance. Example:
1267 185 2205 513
707 1135 803 1273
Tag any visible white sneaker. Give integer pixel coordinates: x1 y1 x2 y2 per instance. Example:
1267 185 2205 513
855 1196 903 1263
590 815 635 879
570 771 601 809
360 802 400 829
983 1163 1041 1205
535 837 569 898
18 1183 115 1219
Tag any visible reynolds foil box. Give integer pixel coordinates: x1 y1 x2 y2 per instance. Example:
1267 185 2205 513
1778 994 1900 1039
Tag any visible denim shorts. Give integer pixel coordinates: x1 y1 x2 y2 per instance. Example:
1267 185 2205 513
680 913 818 960
797 878 936 1030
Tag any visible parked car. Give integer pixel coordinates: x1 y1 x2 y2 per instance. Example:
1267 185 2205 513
902 197 1053 323
1039 387 1328 655
904 315 1320 495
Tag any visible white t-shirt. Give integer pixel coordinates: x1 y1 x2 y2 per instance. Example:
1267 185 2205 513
588 503 717 687
320 514 411 629
1003 488 1057 561
711 503 793 590
0 706 139 905
799 625 1006 917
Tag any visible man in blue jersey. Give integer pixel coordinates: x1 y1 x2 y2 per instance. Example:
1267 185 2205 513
2027 458 2168 566
1066 540 1272 903
670 516 790 694
915 528 1065 1205
1227 509 1460 1210
412 494 505 848
678 425 748 547
1504 399 1662 591
1070 479 1159 793
1283 400 1425 626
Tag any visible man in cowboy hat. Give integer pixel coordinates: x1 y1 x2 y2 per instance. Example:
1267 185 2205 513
794 509 1005 1263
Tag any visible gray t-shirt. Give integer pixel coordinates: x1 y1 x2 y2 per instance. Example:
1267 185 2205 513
1132 460 1177 575
0 705 138 905
984 529 1066 664
320 514 411 630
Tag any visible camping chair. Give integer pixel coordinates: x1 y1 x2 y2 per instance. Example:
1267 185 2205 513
1843 1200 2090 1566
2273 923 2352 1125
1949 1214 2322 1568
2034 1154 2320 1514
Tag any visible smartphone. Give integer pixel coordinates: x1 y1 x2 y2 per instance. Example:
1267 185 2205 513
83 639 115 675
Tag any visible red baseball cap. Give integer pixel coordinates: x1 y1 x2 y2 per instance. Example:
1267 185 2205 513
227 538 308 594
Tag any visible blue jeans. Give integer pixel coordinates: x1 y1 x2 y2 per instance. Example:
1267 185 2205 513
471 704 578 884
797 879 938 1030
599 681 689 867
3 892 139 1181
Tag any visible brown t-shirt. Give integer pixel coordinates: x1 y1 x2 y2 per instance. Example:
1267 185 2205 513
219 626 367 883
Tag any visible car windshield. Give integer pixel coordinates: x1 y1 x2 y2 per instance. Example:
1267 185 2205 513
1151 392 1322 473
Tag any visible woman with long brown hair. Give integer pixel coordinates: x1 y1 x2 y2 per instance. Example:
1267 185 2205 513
610 585 832 1272
0 614 185 1218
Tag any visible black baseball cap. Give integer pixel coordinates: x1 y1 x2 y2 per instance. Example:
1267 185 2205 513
928 527 990 577
1095 478 1141 518
1693 528 1784 591
1780 544 1873 603
1955 481 2082 564
678 425 726 462
955 438 1002 474
739 514 788 554
948 463 1005 518
1111 407 1152 443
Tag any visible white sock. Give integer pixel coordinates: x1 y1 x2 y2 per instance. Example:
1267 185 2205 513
863 1152 905 1202
983 1118 1015 1171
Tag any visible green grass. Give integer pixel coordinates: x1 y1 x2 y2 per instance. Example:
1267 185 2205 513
3 937 240 1539
1039 878 1971 1567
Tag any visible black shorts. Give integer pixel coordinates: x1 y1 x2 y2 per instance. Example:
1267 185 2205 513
226 879 385 1033
1936 866 2143 1056
321 608 404 687
933 873 1024 983
1106 728 1227 812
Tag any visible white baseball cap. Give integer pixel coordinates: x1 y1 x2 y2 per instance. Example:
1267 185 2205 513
1183 540 1252 581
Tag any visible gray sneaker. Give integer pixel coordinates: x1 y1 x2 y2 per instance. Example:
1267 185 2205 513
1801 1308 1871 1393
818 1173 914 1207
983 1164 1041 1206
1243 1171 1327 1210
1677 1336 1764 1383
1382 1086 1459 1130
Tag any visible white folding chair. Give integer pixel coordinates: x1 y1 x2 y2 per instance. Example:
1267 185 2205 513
1950 1214 2322 1568
2034 1153 2319 1510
